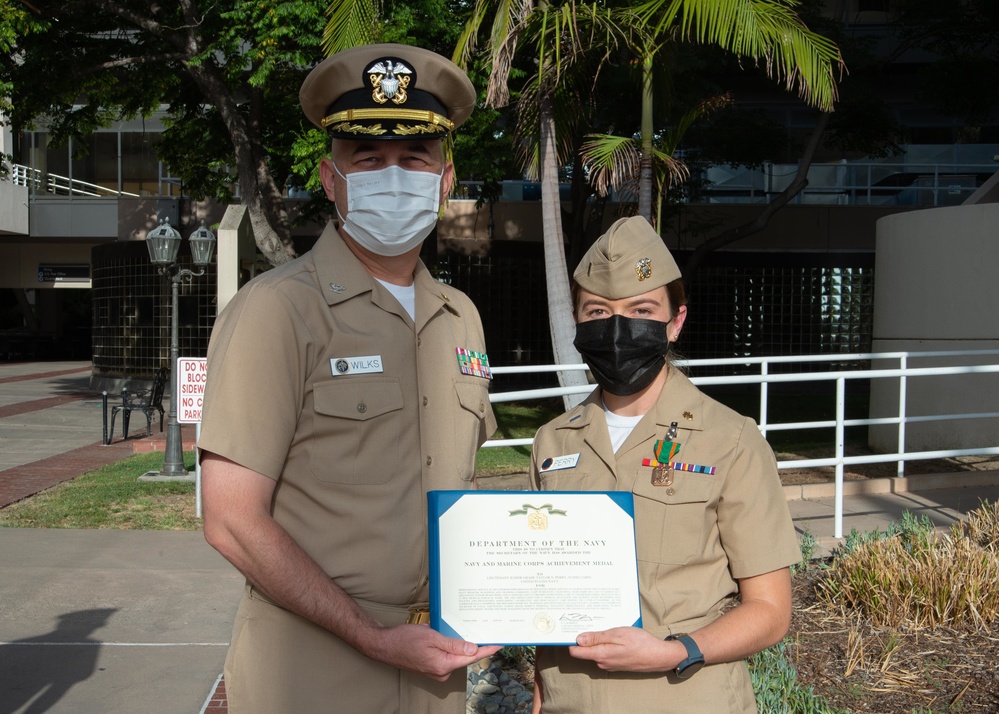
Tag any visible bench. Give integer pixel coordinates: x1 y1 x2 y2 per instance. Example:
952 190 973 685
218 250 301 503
105 368 167 443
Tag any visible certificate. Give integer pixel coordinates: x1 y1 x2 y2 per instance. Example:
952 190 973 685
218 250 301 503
427 490 642 645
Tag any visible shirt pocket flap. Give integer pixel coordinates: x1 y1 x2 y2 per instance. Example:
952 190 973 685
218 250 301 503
313 378 404 422
454 380 489 418
634 472 716 505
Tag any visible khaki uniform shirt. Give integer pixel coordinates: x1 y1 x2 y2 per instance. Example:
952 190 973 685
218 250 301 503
529 370 800 713
199 223 496 713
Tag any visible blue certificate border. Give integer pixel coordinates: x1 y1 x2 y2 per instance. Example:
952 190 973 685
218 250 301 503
427 490 641 645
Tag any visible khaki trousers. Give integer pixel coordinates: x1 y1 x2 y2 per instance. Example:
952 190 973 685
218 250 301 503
536 642 757 713
224 586 466 714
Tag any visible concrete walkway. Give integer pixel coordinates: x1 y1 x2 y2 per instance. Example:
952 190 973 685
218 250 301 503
0 528 240 714
0 362 231 714
2 360 999 712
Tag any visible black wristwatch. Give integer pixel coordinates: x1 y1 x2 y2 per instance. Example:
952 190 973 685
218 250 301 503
665 633 705 679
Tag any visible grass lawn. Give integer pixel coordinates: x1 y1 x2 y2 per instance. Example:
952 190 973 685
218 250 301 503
0 452 200 530
0 390 860 530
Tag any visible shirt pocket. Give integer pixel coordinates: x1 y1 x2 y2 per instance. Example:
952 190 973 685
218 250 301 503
453 378 490 481
310 378 404 485
633 474 717 566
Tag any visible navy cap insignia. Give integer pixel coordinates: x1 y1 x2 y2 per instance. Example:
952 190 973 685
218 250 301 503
636 257 652 281
367 59 413 105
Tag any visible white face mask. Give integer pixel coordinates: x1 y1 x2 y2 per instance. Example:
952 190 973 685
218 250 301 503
333 162 443 257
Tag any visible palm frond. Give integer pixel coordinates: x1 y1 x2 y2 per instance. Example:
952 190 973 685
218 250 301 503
514 73 586 178
580 134 641 197
322 0 381 55
652 146 690 187
661 92 733 153
634 0 843 111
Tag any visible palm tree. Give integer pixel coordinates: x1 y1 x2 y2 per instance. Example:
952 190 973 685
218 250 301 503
456 0 629 408
585 0 843 227
457 0 842 406
581 90 730 228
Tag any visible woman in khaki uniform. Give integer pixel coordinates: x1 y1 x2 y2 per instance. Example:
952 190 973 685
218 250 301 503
200 45 500 713
529 216 801 713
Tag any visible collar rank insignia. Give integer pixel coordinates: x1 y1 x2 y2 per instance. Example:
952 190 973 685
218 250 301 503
636 257 652 281
367 59 413 105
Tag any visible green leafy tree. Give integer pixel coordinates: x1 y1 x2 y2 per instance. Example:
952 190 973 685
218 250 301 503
0 0 328 266
307 0 521 225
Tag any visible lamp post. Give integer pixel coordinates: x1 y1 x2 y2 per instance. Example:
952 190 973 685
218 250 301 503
145 218 216 478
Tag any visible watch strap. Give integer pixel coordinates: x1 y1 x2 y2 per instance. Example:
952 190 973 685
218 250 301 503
665 633 705 678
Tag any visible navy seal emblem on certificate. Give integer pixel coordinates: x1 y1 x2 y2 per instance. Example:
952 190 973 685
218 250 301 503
427 491 641 646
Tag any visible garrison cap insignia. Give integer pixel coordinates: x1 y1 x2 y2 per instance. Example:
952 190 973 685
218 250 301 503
367 58 413 105
635 257 652 281
683 411 693 420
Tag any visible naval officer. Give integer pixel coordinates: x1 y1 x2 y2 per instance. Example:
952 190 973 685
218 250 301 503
200 43 500 713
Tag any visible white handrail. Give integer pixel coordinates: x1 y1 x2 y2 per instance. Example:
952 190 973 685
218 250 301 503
484 349 999 539
10 163 140 198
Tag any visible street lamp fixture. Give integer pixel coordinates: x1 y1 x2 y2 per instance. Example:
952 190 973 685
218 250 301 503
145 218 216 478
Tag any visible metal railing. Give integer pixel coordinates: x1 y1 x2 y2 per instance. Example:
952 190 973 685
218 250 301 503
11 164 140 198
700 160 999 207
484 350 999 539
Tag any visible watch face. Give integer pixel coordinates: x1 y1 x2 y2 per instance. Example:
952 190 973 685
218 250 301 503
676 659 705 679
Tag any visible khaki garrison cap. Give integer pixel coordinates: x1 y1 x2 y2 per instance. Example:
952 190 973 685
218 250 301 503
573 216 682 299
300 43 476 140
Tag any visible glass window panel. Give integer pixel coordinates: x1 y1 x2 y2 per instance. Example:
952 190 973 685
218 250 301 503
74 133 118 194
27 133 69 195
121 132 161 196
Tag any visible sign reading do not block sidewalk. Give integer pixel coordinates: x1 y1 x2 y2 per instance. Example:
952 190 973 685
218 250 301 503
177 358 207 424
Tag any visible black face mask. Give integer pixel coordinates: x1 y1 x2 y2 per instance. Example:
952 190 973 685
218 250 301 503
573 315 671 396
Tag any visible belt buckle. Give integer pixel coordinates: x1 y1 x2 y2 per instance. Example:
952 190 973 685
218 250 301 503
407 607 431 625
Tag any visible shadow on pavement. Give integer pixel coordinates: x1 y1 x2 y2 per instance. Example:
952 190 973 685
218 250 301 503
0 608 117 714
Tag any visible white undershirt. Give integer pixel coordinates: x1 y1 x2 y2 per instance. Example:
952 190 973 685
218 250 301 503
375 278 416 321
603 402 645 453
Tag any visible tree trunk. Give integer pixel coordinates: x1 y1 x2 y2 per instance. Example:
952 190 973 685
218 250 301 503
539 97 589 409
683 113 832 276
637 51 655 223
184 63 296 267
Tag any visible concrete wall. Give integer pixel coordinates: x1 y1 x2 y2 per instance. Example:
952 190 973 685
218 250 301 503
438 200 908 255
3 197 908 289
0 181 28 236
869 204 999 452
30 198 118 238
0 242 95 289
659 204 908 253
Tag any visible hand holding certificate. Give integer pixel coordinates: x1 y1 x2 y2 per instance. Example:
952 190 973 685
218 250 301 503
428 491 642 646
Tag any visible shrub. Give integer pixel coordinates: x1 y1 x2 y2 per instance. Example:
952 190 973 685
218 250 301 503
957 499 999 552
818 506 999 631
750 640 846 714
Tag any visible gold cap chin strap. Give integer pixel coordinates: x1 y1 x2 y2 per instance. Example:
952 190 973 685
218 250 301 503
321 108 455 132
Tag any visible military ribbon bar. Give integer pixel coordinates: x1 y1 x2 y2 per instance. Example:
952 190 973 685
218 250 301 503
642 459 715 475
671 462 716 475
456 347 492 379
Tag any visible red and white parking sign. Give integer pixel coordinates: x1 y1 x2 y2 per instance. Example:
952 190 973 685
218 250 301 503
176 358 208 424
